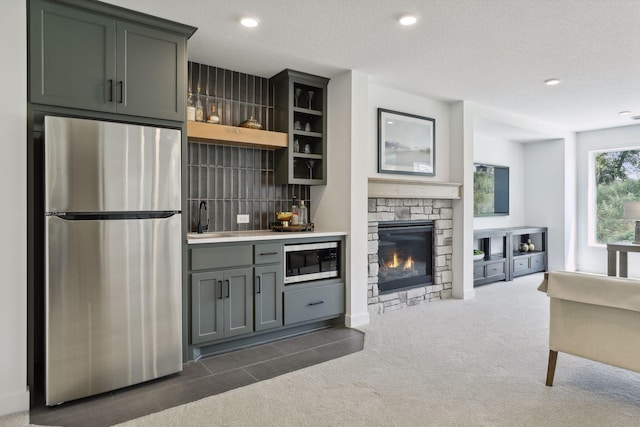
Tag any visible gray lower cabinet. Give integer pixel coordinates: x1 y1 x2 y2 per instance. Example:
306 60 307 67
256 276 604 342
191 268 253 345
284 283 345 325
29 0 192 121
253 242 284 332
254 265 283 331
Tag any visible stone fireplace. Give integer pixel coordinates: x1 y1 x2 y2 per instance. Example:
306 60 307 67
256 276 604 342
367 178 459 314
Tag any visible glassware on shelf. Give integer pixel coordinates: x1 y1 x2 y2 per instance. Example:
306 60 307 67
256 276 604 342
207 103 220 124
306 159 316 179
195 87 204 122
294 120 301 130
294 87 302 107
307 90 315 109
304 122 311 132
187 91 196 121
303 143 311 153
293 139 300 152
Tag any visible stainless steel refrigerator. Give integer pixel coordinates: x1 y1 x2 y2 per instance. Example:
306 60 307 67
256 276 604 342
44 116 183 405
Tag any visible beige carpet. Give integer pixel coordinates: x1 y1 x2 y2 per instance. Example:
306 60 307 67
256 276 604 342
5 273 640 426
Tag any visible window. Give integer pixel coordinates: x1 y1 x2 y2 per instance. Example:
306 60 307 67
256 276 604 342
590 148 640 245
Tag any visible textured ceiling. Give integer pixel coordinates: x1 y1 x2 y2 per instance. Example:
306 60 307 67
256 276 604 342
104 0 640 133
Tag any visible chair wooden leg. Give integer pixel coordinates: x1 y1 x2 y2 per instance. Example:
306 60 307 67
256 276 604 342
546 350 558 386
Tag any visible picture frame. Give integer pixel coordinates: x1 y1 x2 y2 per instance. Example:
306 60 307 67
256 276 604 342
378 108 435 176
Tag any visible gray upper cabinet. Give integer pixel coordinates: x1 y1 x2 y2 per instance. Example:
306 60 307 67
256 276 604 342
29 0 194 121
271 69 329 185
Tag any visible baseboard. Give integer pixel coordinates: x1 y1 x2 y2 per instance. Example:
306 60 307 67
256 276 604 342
345 312 370 328
0 389 29 417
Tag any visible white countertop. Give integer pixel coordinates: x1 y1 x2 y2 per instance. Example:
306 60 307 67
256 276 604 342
187 229 346 244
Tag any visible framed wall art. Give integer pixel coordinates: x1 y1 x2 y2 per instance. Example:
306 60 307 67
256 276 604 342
378 108 435 176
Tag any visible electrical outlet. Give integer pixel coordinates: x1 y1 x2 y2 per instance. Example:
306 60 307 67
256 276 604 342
237 214 250 224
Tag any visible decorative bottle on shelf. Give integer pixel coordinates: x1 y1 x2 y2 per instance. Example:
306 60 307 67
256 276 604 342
207 104 220 124
527 239 535 252
186 91 196 121
291 196 299 226
195 89 204 122
518 242 529 253
298 200 307 226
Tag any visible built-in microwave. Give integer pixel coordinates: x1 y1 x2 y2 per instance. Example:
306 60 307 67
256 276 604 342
284 241 340 284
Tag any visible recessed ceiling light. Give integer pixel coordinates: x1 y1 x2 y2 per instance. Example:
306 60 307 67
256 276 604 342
240 17 259 28
619 110 631 116
544 78 560 86
387 121 394 125
399 15 417 26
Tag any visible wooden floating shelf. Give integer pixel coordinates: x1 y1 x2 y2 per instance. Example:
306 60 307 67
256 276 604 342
187 121 288 148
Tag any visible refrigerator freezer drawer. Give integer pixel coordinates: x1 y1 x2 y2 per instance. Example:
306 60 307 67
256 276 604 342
45 214 182 405
44 116 181 213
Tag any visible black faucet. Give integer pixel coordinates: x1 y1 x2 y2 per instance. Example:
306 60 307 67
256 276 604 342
197 201 209 234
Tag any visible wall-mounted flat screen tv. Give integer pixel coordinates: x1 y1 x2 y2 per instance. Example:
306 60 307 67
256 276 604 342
474 163 509 216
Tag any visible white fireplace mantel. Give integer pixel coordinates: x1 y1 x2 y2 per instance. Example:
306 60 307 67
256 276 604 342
368 178 462 200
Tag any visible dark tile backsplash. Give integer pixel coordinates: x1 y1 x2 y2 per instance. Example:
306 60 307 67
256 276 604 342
187 143 309 232
187 63 309 233
188 62 274 130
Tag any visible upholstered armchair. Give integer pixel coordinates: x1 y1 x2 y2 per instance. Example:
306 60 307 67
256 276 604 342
539 271 640 386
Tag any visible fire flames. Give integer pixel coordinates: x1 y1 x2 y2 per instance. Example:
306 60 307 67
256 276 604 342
386 253 414 269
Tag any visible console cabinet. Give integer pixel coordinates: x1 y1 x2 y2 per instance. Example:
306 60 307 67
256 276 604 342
29 0 194 121
473 229 509 286
474 226 548 287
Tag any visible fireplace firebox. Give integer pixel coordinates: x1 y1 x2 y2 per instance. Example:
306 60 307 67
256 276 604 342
377 221 434 294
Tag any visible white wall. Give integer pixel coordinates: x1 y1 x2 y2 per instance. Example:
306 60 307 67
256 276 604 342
0 0 29 416
576 124 640 276
524 139 571 271
473 134 525 229
312 70 369 327
368 84 451 183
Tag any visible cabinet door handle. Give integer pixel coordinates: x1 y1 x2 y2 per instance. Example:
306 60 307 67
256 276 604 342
225 280 230 298
256 276 261 293
307 301 324 306
118 80 124 103
108 79 114 102
260 252 278 256
217 280 223 299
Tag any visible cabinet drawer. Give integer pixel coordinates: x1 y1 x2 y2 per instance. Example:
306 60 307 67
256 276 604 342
530 253 545 271
191 245 252 270
254 243 282 265
513 258 528 272
486 262 504 278
284 283 344 325
473 263 485 279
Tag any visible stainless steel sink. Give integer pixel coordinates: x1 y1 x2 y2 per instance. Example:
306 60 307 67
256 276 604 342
188 232 236 239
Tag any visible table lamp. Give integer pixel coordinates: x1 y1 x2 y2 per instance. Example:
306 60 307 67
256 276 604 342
623 201 640 243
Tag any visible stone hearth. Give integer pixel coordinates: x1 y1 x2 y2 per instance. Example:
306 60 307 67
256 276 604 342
368 197 453 314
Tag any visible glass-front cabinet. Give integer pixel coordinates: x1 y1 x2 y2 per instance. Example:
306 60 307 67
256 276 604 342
271 69 329 185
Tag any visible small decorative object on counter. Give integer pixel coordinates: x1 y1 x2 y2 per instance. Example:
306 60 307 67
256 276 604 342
207 104 220 124
186 91 196 121
473 249 485 261
518 242 529 253
527 239 535 252
195 88 204 122
239 116 263 129
298 200 307 225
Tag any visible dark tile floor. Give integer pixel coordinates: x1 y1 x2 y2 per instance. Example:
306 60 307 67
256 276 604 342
30 327 364 427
